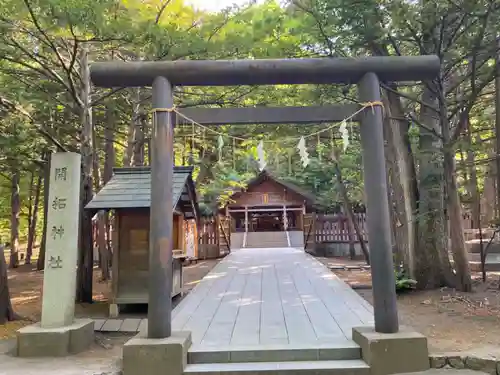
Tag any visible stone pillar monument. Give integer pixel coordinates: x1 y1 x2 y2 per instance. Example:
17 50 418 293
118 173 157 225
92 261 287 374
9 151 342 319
17 152 94 357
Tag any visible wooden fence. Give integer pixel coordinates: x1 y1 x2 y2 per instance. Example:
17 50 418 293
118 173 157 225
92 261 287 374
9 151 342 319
313 212 477 244
200 212 480 251
314 213 368 244
197 217 231 259
314 212 474 244
200 214 370 246
198 218 218 246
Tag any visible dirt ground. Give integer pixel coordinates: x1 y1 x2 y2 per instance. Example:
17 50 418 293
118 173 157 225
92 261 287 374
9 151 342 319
0 257 221 340
318 256 500 353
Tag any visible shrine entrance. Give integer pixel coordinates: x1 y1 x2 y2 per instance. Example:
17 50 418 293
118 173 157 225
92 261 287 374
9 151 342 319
90 55 440 338
234 210 285 232
221 170 314 249
252 211 284 232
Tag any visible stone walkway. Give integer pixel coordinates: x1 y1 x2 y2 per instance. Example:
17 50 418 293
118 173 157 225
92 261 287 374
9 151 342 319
173 247 373 347
93 317 146 333
93 248 374 346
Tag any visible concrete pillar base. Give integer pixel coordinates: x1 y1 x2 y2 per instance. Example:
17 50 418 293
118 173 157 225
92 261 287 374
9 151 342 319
122 331 192 375
352 326 430 375
16 318 94 357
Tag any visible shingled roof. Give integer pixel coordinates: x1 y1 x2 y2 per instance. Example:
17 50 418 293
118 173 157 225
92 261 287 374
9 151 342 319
227 169 317 206
85 166 198 218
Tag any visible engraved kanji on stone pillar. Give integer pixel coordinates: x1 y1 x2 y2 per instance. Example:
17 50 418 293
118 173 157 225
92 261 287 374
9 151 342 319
41 152 82 328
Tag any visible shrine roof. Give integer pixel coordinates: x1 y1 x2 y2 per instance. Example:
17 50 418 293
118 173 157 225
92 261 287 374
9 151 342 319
226 169 317 207
85 166 198 219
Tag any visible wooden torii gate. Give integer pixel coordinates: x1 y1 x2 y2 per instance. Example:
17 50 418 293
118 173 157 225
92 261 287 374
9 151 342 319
90 56 440 338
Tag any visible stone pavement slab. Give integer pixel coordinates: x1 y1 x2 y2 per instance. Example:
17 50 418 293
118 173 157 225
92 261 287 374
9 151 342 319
172 247 374 348
100 319 123 332
120 319 141 333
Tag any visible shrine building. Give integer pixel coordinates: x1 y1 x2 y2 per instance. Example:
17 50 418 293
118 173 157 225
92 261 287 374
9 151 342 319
221 170 316 249
85 166 199 317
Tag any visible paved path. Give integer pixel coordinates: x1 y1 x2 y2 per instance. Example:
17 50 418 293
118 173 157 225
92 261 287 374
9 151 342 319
172 247 374 347
93 248 374 344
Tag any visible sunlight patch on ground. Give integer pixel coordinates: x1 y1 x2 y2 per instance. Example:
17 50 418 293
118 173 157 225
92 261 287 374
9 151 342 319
184 279 203 286
236 298 262 306
204 272 226 280
10 295 39 304
0 320 31 340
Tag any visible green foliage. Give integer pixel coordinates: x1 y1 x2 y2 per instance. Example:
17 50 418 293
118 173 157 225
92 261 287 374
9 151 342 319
395 269 417 293
0 0 499 261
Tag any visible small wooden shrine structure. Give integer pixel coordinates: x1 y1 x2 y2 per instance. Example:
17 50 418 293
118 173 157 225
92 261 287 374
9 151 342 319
85 166 199 316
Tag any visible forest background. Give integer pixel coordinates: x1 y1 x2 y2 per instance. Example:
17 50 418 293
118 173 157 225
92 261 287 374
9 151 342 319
0 0 500 297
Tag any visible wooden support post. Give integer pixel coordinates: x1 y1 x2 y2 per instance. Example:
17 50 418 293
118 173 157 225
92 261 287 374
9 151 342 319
312 214 317 246
148 76 174 339
298 208 304 231
495 36 500 218
358 72 399 333
244 206 249 233
178 215 184 252
111 212 120 314
283 205 287 230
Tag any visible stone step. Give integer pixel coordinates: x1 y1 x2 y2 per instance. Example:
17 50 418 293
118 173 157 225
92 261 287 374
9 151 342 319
188 343 361 364
467 253 500 262
184 359 370 375
247 241 288 247
245 243 289 247
245 244 289 248
469 261 500 272
466 240 500 254
245 236 289 247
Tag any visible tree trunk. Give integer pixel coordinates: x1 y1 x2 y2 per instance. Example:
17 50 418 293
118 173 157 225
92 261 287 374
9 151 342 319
495 36 500 221
26 171 35 262
147 138 152 165
363 38 420 278
483 157 496 224
381 90 419 277
102 107 116 279
26 172 42 264
439 88 472 292
465 121 481 230
96 212 110 280
124 88 140 167
37 154 50 270
132 112 145 167
416 84 455 288
92 109 107 279
459 150 469 192
344 202 356 260
10 171 20 269
382 109 402 266
0 245 16 324
330 149 370 264
76 45 94 303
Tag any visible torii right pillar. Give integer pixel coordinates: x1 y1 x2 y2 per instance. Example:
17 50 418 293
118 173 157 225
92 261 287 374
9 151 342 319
352 72 430 375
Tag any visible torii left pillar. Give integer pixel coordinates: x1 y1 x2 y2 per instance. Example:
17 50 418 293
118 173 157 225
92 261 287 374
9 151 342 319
122 77 191 375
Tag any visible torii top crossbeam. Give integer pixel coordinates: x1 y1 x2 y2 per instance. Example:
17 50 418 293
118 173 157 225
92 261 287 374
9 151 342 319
90 56 440 87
